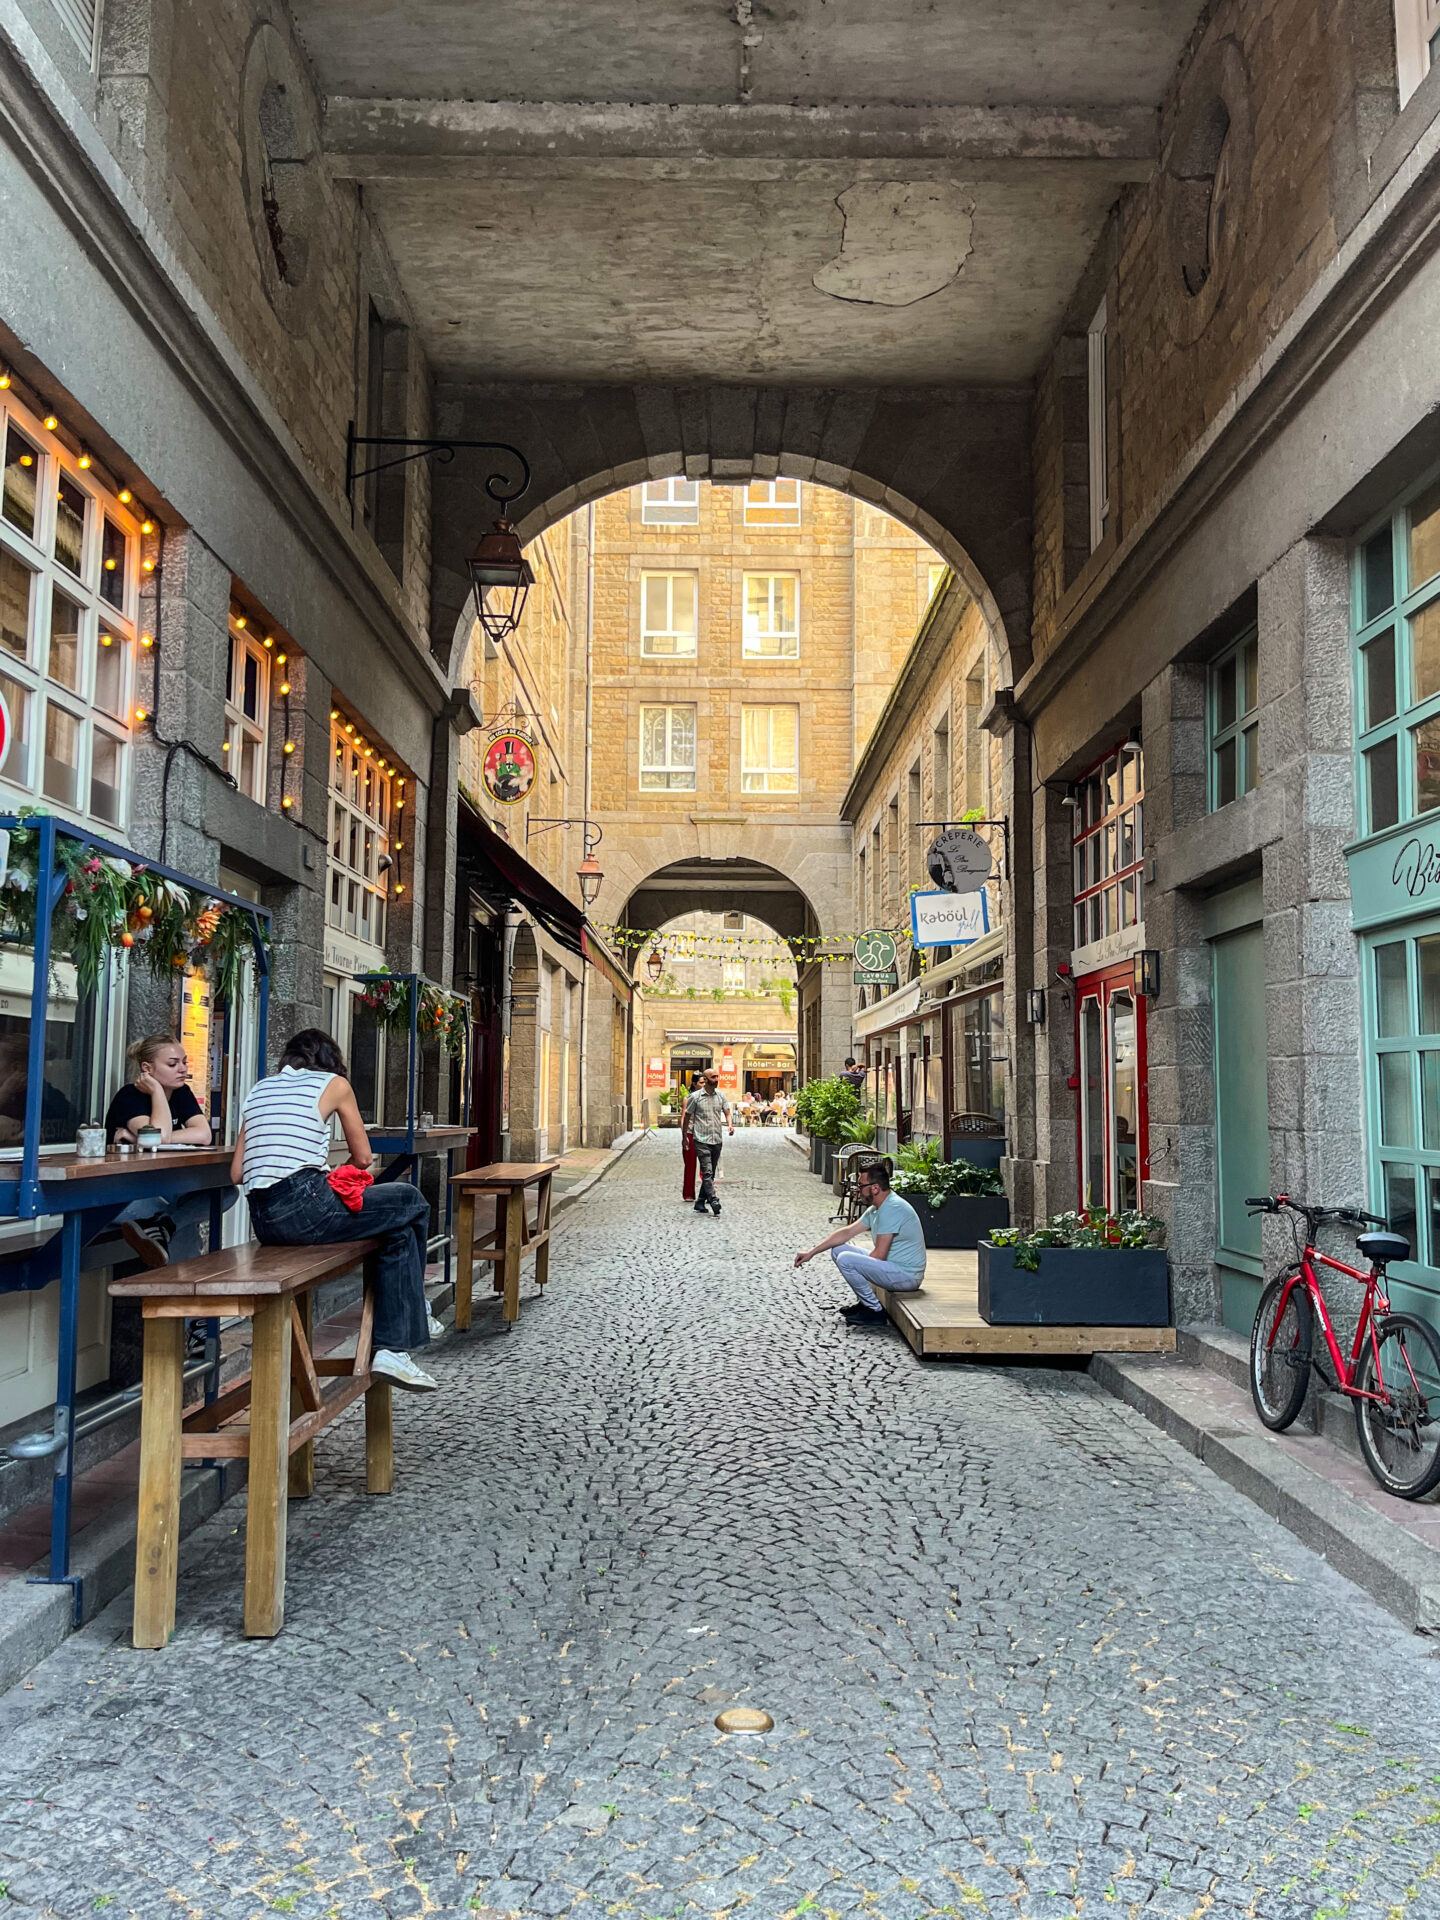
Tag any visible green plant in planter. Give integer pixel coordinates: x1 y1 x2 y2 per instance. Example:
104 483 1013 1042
793 1075 860 1143
891 1137 1004 1209
989 1206 1165 1272
837 1112 876 1145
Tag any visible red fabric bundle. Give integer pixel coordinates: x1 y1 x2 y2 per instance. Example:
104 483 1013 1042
682 1133 698 1202
328 1164 374 1212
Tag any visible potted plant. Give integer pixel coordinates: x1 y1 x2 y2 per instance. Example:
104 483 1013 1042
656 1088 682 1129
798 1076 862 1181
979 1208 1169 1326
833 1112 877 1194
891 1138 1010 1248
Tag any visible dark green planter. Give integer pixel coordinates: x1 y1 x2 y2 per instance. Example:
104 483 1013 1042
919 1193 1010 1249
977 1241 1170 1327
822 1142 837 1183
809 1134 825 1175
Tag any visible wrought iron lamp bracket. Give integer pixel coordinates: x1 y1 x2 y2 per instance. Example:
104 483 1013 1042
345 420 531 508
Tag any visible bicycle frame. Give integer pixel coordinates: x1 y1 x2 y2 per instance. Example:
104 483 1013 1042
1271 1248 1397 1407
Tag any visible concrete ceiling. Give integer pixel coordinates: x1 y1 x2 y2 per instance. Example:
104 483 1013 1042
299 1 1205 389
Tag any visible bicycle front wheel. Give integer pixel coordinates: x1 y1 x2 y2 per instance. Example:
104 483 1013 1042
1250 1275 1313 1431
1354 1313 1440 1500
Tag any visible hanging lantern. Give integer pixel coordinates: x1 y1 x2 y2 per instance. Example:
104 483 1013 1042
468 519 535 644
645 945 664 985
576 850 604 910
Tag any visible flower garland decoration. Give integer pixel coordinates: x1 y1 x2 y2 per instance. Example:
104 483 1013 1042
419 983 469 1057
357 968 413 1033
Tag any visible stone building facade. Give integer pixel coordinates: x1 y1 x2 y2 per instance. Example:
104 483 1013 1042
1004 0 1440 1337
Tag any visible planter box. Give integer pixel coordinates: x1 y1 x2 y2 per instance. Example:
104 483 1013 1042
948 1136 1004 1171
977 1241 1170 1327
919 1193 1010 1249
822 1142 837 1183
657 1113 681 1129
809 1134 825 1176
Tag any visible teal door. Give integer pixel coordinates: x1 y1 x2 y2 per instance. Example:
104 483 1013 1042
1212 920 1268 1334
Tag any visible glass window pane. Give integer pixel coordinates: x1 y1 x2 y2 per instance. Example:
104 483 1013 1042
42 703 81 806
1420 934 1440 1033
100 517 127 608
93 629 124 715
1241 723 1259 795
1376 941 1410 1036
1415 716 1440 815
89 729 122 824
241 734 261 799
1422 1052 1440 1150
1242 637 1259 714
54 475 86 577
1412 600 1440 705
1381 1051 1416 1147
1111 991 1140 1213
1104 755 1121 811
0 670 31 783
48 590 81 691
1364 629 1396 727
243 651 260 721
1367 735 1400 831
1364 528 1395 621
1117 810 1136 870
1214 735 1236 806
0 549 32 660
1428 1171 1440 1267
1385 1164 1418 1247
1410 477 1440 593
2 426 38 538
1081 999 1104 1208
1215 654 1237 731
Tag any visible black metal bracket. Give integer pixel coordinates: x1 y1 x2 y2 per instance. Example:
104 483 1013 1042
345 421 531 509
525 816 603 860
918 817 1010 880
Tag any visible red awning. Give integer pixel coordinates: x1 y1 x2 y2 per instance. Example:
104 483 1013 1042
456 801 586 956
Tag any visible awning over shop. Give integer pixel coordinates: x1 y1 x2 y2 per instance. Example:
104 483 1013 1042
457 800 586 958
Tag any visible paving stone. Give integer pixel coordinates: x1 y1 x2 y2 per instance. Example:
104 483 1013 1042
2 1134 1440 1917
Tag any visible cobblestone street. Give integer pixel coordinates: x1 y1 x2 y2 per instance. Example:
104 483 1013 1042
3 1131 1440 1919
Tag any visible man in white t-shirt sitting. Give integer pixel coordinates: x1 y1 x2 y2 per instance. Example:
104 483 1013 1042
792 1158 926 1327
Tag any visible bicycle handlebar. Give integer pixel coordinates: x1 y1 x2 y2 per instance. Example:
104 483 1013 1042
1245 1195 1387 1228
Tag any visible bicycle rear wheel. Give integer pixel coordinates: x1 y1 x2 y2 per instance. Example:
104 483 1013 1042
1353 1313 1440 1500
1250 1275 1313 1430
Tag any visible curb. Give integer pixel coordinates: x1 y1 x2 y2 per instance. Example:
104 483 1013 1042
0 1457 244 1696
1090 1349 1440 1635
551 1128 647 1217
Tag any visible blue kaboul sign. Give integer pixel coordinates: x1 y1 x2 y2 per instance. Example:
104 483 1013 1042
1347 820 1440 930
910 888 990 949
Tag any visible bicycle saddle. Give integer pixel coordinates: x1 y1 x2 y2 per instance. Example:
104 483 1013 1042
1356 1230 1410 1265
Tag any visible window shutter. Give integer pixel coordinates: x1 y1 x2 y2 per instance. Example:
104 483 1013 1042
50 0 99 59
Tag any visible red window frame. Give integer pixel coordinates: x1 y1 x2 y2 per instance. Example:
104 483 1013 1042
1072 743 1144 950
1074 961 1150 1214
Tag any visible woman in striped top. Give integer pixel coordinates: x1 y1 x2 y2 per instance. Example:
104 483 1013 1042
230 1029 438 1393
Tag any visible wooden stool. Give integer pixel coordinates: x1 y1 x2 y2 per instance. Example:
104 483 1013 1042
110 1238 386 1647
450 1162 559 1328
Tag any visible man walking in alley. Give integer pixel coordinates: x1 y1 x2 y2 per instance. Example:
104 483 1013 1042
683 1066 735 1216
793 1158 925 1326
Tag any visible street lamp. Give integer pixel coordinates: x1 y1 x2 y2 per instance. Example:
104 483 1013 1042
645 945 665 986
468 520 535 645
576 851 604 909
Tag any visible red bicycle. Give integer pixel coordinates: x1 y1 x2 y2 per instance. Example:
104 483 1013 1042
1247 1195 1440 1499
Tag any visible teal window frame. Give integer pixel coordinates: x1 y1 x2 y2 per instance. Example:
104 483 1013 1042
1206 627 1259 811
1352 464 1440 838
1360 920 1440 1303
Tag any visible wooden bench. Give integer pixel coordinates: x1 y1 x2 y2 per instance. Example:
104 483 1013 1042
109 1238 382 1647
451 1161 559 1328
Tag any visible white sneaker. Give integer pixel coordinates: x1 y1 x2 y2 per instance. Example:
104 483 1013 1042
371 1349 439 1393
426 1312 445 1340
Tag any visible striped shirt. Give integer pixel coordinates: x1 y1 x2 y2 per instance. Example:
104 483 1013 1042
239 1068 336 1192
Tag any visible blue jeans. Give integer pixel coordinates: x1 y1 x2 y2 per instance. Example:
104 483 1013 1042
245 1167 431 1353
832 1245 924 1311
112 1190 237 1261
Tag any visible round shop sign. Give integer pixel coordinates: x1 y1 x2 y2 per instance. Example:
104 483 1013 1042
853 928 898 975
482 730 537 805
0 686 9 767
926 826 992 894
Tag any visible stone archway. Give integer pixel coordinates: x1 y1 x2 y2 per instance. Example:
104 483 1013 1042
429 380 1030 686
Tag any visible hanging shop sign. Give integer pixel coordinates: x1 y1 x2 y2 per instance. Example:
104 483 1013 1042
645 1055 667 1089
853 928 899 988
717 1045 740 1090
910 888 990 949
926 827 992 894
482 729 538 806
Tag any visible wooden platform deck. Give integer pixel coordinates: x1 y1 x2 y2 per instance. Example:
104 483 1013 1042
884 1251 1178 1358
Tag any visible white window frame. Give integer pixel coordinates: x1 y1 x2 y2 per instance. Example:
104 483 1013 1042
640 477 700 526
639 571 699 657
722 958 746 990
1087 298 1109 553
0 389 138 833
743 478 801 528
742 573 800 659
741 705 800 795
224 621 270 803
639 703 697 791
327 715 396 953
1397 0 1440 105
49 1 99 64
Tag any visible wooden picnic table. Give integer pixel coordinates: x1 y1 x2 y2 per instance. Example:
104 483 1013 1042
450 1161 559 1328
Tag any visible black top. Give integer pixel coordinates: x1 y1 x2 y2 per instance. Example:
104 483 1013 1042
104 1081 205 1142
